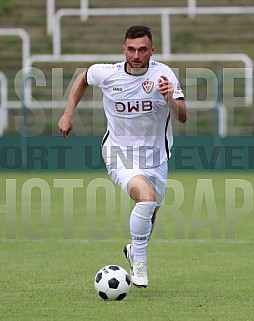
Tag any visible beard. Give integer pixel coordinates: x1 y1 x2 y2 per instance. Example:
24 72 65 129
126 58 150 75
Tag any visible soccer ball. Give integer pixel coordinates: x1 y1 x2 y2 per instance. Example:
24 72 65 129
94 265 131 300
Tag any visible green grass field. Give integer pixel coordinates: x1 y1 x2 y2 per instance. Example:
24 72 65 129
0 171 253 321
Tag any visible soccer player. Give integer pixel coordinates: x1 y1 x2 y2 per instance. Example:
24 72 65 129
58 25 187 288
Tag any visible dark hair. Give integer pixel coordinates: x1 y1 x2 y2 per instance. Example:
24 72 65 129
124 25 152 43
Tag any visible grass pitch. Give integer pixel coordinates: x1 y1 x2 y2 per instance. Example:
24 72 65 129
0 171 253 321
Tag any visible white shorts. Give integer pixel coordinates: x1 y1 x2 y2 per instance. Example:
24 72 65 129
103 157 168 206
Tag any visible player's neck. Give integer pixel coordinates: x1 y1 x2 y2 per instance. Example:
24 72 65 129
125 62 149 76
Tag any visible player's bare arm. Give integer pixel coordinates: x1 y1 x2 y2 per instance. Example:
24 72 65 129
58 70 88 138
158 75 187 123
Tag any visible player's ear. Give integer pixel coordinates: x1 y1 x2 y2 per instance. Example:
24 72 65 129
151 46 155 54
123 44 126 53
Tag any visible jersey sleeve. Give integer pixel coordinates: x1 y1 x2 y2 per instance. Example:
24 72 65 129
86 64 103 86
172 76 184 100
86 63 119 87
170 71 184 100
161 64 184 100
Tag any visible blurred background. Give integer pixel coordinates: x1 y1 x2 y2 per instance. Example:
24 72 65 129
0 0 254 170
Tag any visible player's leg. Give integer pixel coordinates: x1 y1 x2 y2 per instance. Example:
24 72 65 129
149 205 160 240
146 162 168 240
124 203 159 287
128 174 157 263
125 174 157 287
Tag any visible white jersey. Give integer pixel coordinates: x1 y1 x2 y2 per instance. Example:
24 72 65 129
86 59 184 168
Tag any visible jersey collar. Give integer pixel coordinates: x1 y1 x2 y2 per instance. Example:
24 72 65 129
124 62 149 76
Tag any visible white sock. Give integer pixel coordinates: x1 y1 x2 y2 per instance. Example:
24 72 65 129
130 201 157 264
148 222 156 241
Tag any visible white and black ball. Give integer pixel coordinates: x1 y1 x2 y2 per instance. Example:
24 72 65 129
94 265 131 301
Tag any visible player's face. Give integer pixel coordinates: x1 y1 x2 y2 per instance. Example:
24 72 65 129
123 36 154 74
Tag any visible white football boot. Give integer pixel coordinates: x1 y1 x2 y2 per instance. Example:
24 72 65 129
123 244 148 288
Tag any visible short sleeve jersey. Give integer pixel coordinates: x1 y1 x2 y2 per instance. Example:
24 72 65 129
86 59 184 167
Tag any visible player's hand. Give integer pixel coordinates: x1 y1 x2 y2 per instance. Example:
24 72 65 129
58 113 73 138
158 75 174 103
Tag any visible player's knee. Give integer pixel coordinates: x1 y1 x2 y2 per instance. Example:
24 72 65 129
131 188 156 203
128 175 156 203
135 192 156 203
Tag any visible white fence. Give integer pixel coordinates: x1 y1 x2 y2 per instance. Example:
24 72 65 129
0 1 254 136
0 73 8 136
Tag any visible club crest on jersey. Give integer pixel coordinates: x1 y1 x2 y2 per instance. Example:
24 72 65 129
142 81 154 94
